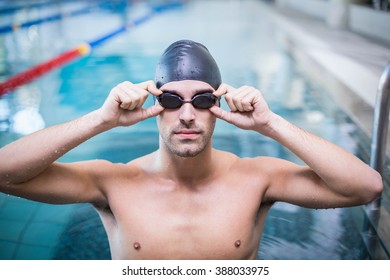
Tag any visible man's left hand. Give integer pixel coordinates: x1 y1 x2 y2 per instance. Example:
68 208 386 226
209 83 275 133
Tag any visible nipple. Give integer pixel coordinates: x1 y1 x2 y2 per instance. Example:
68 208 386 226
234 240 241 248
133 242 141 250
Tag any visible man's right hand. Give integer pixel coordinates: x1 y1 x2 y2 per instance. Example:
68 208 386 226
98 80 164 127
0 80 164 205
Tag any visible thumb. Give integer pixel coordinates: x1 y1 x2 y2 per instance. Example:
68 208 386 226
142 103 165 120
209 105 234 124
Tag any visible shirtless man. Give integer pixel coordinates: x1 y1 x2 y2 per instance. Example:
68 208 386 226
0 40 383 259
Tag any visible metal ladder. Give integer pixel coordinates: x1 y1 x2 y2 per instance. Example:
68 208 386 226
363 60 390 259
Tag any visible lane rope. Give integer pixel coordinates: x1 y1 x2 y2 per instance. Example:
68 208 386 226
0 2 182 97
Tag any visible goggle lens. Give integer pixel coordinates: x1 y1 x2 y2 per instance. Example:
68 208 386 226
158 94 182 109
157 93 218 109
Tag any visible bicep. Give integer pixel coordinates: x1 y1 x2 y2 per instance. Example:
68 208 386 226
2 160 107 205
263 159 354 209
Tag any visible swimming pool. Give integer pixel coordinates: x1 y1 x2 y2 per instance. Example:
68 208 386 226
0 0 378 259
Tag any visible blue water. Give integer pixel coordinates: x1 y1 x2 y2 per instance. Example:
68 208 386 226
0 0 371 259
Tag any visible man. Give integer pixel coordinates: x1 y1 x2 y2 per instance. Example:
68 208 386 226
0 40 383 259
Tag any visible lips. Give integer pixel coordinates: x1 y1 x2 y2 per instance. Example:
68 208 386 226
174 129 201 139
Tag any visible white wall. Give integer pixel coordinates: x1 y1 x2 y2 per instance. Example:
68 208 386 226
276 0 329 21
350 4 390 44
274 0 390 44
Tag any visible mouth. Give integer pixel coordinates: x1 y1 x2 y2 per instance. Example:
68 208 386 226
174 129 201 139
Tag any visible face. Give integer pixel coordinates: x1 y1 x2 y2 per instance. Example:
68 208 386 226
157 80 217 158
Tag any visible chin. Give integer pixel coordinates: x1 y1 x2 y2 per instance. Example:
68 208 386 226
174 149 203 158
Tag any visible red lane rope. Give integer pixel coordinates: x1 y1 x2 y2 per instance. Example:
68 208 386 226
0 2 182 97
0 43 90 97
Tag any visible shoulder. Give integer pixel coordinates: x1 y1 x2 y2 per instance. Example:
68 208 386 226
216 151 289 172
215 151 302 185
64 159 142 184
212 149 281 179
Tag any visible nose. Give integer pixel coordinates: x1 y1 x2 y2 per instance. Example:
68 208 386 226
179 103 195 124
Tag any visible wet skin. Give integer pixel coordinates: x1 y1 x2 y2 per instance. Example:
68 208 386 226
0 79 381 260
94 151 273 260
93 80 273 259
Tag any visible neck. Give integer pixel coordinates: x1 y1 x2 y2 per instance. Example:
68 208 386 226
155 143 216 185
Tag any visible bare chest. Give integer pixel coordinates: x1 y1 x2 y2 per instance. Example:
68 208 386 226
99 181 267 259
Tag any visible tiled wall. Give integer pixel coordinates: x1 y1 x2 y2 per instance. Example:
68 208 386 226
0 193 76 259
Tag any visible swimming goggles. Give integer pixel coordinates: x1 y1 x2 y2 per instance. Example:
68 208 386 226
157 92 220 109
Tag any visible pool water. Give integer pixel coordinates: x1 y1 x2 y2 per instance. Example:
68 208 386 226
0 0 372 259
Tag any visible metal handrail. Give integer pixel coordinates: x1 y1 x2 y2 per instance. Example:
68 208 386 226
364 60 390 258
370 60 390 179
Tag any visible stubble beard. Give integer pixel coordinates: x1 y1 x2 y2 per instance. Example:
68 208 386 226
160 121 215 158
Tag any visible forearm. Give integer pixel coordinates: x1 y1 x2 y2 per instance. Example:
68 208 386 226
211 84 382 204
0 109 112 185
259 113 382 197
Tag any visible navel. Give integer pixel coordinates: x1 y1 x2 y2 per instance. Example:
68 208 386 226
133 242 141 250
234 240 241 248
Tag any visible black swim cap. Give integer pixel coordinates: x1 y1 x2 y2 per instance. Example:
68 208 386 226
154 40 222 90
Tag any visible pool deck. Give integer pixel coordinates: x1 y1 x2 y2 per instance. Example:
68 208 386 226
263 2 390 139
263 2 390 259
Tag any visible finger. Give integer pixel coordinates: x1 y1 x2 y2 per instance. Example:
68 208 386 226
241 96 254 111
118 81 144 99
146 81 163 96
242 86 264 111
232 92 245 112
119 81 134 88
114 87 134 110
136 92 149 109
213 84 228 97
225 97 237 112
234 86 255 112
241 89 256 111
208 105 234 124
214 83 236 97
120 81 147 96
224 89 238 112
136 80 163 97
121 90 141 111
142 103 165 119
136 80 152 90
223 83 237 92
119 82 149 110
